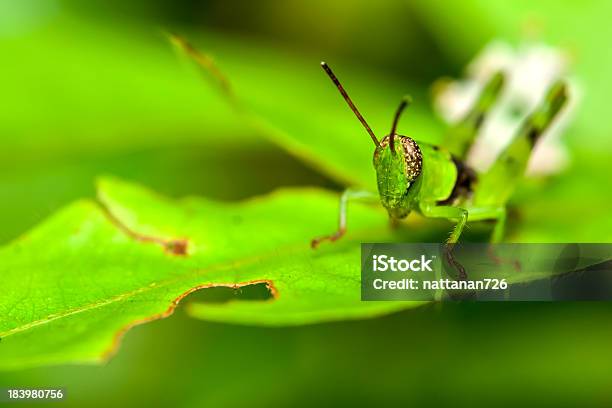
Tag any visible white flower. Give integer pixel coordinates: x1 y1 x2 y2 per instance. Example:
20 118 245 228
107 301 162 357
434 40 579 175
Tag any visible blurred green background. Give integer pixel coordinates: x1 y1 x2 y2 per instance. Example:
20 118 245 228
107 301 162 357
1 0 611 406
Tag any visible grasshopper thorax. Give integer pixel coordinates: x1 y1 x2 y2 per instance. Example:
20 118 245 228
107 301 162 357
373 134 423 219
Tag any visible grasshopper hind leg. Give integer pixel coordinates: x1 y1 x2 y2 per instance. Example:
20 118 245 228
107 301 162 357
441 71 505 159
473 80 569 206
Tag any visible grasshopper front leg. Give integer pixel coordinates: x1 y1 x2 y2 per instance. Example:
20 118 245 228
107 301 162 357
419 202 469 244
420 202 507 243
419 202 470 279
465 206 521 272
420 203 508 279
311 188 378 248
465 206 507 243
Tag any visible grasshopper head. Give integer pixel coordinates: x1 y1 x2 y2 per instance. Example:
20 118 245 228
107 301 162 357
319 62 422 218
373 134 422 218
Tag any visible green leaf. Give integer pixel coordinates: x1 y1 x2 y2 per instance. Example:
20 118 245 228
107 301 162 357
0 19 338 243
0 177 428 370
2 15 444 188
0 17 246 160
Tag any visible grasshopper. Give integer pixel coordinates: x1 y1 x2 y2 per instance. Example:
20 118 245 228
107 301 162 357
311 62 568 249
168 35 569 252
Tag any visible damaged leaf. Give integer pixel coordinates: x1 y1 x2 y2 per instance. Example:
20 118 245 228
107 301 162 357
0 177 429 370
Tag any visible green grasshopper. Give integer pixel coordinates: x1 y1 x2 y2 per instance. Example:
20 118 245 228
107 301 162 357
169 35 569 252
311 62 568 249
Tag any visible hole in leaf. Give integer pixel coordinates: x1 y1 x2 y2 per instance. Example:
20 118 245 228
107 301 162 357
182 282 274 304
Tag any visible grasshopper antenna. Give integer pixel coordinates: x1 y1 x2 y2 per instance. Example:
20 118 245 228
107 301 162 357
389 95 412 154
321 62 380 147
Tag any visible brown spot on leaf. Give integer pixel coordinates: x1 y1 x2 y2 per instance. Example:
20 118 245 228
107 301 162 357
97 200 190 256
165 239 189 256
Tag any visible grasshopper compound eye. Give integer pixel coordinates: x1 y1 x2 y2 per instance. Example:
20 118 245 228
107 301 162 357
375 135 423 183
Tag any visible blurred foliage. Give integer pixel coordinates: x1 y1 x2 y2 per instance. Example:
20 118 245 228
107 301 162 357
417 0 612 152
3 302 612 406
62 0 453 81
1 0 612 406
